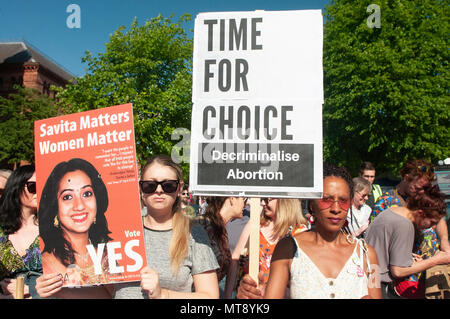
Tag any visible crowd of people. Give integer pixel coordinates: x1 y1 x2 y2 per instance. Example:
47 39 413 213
0 157 448 299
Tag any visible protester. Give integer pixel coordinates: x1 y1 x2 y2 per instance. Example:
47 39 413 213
0 169 12 198
370 159 450 256
228 197 308 299
347 177 372 238
369 159 450 298
243 164 381 299
180 187 196 218
359 162 382 210
190 194 201 215
371 160 450 249
366 183 450 299
114 154 219 298
301 200 315 230
0 165 41 299
196 196 246 297
36 154 219 299
198 196 208 215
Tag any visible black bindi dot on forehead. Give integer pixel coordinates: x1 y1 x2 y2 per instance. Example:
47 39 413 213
67 179 71 183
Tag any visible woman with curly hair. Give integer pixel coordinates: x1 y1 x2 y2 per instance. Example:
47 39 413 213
369 158 450 298
0 165 41 298
366 183 450 299
238 164 381 299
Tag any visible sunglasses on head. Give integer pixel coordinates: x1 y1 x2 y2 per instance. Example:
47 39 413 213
417 165 434 175
139 180 179 194
317 197 351 211
26 181 36 194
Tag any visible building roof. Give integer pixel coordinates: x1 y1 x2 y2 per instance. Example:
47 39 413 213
0 41 74 82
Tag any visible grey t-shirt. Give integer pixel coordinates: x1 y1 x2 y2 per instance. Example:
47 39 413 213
365 208 414 283
113 223 219 299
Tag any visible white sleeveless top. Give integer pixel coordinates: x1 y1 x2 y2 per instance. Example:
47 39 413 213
290 237 370 299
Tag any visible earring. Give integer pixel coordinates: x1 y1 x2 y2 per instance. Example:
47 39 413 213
93 216 96 224
54 216 59 228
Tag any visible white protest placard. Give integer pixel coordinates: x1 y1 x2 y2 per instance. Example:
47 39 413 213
190 10 324 198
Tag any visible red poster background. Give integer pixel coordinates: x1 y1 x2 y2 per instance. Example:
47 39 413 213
34 103 146 286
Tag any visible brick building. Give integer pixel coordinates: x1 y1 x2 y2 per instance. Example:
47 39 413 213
0 41 74 98
0 41 74 169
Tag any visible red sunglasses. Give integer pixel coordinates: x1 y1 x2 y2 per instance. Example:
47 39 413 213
317 197 351 211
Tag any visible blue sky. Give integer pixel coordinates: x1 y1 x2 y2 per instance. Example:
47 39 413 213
0 0 330 77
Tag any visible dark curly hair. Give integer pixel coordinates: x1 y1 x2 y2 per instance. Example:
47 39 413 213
400 159 434 182
323 163 354 199
0 165 35 235
407 184 446 218
38 158 112 266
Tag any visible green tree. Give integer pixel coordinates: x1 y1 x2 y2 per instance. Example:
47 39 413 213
323 0 449 176
55 14 193 175
0 86 58 165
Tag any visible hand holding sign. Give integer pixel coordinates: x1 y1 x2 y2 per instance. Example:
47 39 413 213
248 198 261 286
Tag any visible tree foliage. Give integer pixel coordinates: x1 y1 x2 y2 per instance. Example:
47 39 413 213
55 14 193 175
0 86 58 165
323 0 449 176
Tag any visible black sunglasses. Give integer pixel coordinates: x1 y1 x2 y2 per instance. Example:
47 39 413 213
26 181 36 194
139 180 179 194
260 197 274 204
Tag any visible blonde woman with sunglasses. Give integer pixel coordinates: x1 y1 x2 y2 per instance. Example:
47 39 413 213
36 155 219 299
113 154 219 299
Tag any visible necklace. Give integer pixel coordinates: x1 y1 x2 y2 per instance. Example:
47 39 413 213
74 251 90 262
74 239 92 263
340 228 355 244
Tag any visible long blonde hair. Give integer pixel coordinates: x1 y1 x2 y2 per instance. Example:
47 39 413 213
141 155 190 274
261 198 306 239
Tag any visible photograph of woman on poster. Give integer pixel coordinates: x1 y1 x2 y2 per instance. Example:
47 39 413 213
38 158 114 287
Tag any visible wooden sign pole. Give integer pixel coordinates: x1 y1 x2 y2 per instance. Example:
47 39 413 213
248 197 261 288
15 276 24 299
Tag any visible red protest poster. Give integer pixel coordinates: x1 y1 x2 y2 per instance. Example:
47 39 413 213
34 103 146 287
